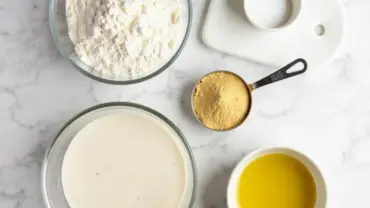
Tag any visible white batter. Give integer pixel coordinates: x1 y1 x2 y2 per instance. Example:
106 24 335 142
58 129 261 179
62 113 187 208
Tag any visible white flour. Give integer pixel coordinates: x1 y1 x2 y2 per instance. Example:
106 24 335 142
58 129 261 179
66 0 182 80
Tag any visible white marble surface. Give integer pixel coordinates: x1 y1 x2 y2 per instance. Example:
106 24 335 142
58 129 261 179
0 0 369 207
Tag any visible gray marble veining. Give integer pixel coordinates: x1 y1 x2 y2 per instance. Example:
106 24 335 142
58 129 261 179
1 0 370 207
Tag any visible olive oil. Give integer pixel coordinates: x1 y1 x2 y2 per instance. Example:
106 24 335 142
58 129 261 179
237 153 316 208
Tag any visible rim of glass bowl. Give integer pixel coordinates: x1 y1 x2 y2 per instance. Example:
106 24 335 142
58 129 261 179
49 0 193 85
41 102 197 207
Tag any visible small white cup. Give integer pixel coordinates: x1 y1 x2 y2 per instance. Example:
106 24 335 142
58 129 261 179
227 147 327 208
244 0 302 31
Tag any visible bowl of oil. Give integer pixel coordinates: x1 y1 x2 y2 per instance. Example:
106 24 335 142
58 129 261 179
227 147 326 208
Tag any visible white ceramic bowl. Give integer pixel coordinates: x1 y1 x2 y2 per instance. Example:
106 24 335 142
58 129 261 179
243 0 302 31
227 147 327 208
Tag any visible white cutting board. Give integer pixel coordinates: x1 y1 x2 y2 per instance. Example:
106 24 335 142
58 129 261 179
202 0 347 69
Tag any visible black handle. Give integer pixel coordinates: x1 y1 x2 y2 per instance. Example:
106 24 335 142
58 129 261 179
252 58 307 89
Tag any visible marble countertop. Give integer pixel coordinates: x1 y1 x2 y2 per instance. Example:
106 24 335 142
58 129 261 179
1 0 370 207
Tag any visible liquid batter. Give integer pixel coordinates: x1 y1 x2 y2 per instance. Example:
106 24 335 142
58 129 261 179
62 112 187 208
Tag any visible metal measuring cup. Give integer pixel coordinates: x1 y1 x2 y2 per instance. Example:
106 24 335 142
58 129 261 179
191 58 308 131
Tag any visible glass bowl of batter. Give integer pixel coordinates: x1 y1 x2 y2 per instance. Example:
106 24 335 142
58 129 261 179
49 0 192 84
41 102 197 208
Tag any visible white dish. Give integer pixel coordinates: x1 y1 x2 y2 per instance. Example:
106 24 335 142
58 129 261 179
202 0 346 70
244 0 302 31
227 147 327 208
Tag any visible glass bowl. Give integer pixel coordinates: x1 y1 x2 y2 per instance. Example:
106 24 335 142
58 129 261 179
41 102 197 208
49 0 192 84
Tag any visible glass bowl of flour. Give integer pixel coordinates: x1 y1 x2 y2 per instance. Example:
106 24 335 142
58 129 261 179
49 0 192 84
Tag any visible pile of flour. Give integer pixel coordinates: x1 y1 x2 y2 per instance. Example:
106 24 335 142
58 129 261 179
66 0 182 80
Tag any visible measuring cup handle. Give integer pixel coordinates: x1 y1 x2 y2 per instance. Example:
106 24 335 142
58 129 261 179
252 58 307 89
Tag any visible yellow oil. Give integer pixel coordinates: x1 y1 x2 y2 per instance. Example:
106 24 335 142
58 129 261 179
237 153 316 208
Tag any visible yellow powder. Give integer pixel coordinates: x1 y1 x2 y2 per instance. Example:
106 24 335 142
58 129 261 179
192 71 250 130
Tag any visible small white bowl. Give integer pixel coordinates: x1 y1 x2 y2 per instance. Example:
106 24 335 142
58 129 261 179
244 0 302 31
227 147 327 208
